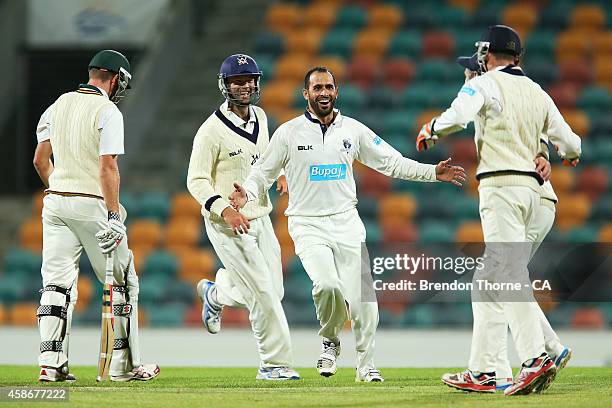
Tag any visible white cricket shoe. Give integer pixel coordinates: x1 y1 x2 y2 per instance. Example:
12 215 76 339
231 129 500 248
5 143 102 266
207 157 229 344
356 368 384 382
111 364 160 382
317 338 340 377
197 279 223 334
256 366 301 380
38 364 76 382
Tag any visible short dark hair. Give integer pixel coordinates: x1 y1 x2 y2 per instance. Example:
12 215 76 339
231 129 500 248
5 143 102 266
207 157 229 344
304 66 336 89
88 68 115 82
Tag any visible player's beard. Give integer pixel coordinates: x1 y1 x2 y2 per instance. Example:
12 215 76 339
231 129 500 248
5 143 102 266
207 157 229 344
309 94 335 118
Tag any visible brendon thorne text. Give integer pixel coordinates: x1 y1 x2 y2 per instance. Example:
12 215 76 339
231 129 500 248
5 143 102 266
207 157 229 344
373 279 552 292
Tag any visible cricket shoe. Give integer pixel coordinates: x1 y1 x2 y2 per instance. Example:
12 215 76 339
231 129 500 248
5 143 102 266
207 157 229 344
356 368 384 382
317 339 340 377
504 353 555 396
39 364 77 382
256 366 300 381
496 377 513 391
197 279 223 334
441 370 496 393
534 347 572 393
111 364 160 382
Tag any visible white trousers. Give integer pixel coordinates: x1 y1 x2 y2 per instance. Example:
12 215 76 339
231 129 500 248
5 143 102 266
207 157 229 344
469 185 546 373
205 215 293 367
493 200 564 379
39 194 140 375
288 208 379 373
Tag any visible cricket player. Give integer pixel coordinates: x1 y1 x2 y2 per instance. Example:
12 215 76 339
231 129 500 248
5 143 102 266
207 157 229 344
456 54 577 392
414 26 581 395
230 67 467 382
186 54 299 380
33 50 159 382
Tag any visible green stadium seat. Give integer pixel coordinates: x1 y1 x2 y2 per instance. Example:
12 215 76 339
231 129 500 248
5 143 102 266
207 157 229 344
577 86 612 113
0 274 34 304
434 7 469 29
565 224 599 243
359 111 385 135
139 274 171 306
367 86 403 110
452 29 483 57
401 84 438 109
381 110 418 135
469 3 505 28
523 56 558 88
388 31 422 59
254 32 284 58
415 60 455 83
400 305 435 327
252 55 275 84
418 222 456 243
356 196 379 220
590 194 612 221
524 31 558 60
334 5 368 30
148 303 186 327
143 251 178 278
138 193 170 222
337 85 366 113
402 4 436 30
539 2 571 30
320 29 358 58
364 220 382 244
385 134 413 156
119 192 139 221
589 116 612 139
168 280 195 303
3 249 41 276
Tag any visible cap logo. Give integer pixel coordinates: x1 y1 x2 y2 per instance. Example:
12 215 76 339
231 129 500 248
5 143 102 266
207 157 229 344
237 56 248 65
506 41 516 51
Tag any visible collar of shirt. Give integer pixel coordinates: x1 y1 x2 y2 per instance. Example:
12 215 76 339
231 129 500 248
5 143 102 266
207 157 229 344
303 108 344 133
220 100 256 129
493 64 525 77
78 84 109 98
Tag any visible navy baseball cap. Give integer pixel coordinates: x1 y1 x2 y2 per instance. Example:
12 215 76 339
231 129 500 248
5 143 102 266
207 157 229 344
480 25 522 56
457 53 479 72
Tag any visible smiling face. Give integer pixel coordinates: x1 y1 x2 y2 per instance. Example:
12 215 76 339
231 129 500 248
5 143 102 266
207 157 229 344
303 70 338 119
227 74 257 105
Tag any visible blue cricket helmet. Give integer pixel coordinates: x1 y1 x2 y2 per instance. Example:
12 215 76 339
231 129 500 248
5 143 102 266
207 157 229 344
218 54 262 106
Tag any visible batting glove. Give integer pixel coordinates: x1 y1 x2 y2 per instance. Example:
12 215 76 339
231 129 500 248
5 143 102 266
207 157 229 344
95 211 126 254
416 120 438 152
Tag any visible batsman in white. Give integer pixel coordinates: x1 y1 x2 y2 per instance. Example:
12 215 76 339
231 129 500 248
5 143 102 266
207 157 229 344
455 53 579 393
414 25 581 395
32 50 159 382
187 54 299 380
230 67 467 382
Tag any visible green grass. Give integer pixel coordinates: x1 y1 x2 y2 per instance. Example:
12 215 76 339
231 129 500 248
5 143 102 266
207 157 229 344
0 367 611 407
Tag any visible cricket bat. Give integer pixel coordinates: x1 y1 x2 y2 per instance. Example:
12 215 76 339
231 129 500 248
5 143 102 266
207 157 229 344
96 254 115 382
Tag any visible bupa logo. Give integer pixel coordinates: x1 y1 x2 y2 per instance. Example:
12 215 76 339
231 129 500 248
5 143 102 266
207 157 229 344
229 149 243 157
309 164 347 181
298 145 313 151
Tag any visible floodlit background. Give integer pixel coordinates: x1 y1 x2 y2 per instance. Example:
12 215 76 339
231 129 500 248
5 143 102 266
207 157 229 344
0 0 610 365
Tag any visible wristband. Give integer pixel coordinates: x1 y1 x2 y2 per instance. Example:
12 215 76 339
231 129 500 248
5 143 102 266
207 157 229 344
108 211 120 221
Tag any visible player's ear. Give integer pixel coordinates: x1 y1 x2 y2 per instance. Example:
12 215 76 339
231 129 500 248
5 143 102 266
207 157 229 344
302 88 308 100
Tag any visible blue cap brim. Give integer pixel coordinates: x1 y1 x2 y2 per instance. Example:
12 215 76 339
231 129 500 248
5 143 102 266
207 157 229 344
457 55 479 72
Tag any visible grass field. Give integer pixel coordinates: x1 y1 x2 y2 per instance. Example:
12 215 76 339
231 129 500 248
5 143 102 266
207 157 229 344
1 366 611 407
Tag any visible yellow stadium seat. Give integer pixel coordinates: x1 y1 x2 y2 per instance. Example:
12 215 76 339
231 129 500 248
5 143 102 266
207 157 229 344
594 56 612 86
0 304 7 325
164 217 201 248
570 4 606 33
303 2 338 31
556 31 592 62
449 0 480 12
177 248 217 285
19 218 43 252
368 4 403 32
128 220 163 249
502 4 538 38
76 276 94 312
555 193 591 231
260 80 300 115
311 56 346 83
274 53 312 84
416 110 443 132
379 194 417 223
560 109 590 138
285 29 324 56
9 302 38 326
170 192 202 220
353 29 393 62
266 3 302 35
273 109 305 125
598 224 612 242
549 165 574 193
456 221 484 242
593 32 612 56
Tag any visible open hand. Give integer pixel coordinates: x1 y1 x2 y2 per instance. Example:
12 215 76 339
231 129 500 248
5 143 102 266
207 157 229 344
534 156 551 182
221 206 250 235
229 182 248 210
435 158 467 187
276 175 288 196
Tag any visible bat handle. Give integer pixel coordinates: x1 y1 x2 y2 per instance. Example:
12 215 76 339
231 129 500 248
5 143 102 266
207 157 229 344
105 253 114 285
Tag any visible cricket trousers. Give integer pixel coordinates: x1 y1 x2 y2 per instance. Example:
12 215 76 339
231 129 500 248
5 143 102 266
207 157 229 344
493 198 564 379
38 194 141 375
204 215 294 367
288 208 379 373
469 183 547 373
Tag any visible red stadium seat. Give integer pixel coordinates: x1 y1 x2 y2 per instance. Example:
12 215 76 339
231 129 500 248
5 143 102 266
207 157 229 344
357 167 392 198
381 220 418 243
347 57 379 89
422 32 455 59
547 83 580 109
559 62 593 88
450 138 478 167
382 58 415 90
571 307 605 329
577 166 608 201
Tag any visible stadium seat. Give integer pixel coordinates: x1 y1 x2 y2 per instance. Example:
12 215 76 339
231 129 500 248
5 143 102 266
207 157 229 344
352 29 393 62
558 62 592 88
502 3 538 38
570 4 606 33
274 54 312 84
148 303 187 327
454 195 480 221
401 4 436 30
130 244 153 274
538 1 571 30
549 165 575 193
594 56 612 87
368 4 403 32
453 29 483 57
253 54 276 84
75 275 93 312
0 273 33 304
254 32 285 58
590 115 612 139
435 6 469 29
337 84 366 114
320 29 358 58
265 3 302 35
261 80 301 113
128 220 163 249
593 32 612 56
334 5 368 30
381 58 415 90
418 222 455 243
449 0 480 13
381 110 418 135
577 166 608 200
19 218 43 252
450 138 477 167
0 304 6 325
415 60 456 83
547 82 580 109
415 110 443 132
170 192 201 220
4 249 41 276
381 220 418 243
560 109 590 137
565 224 599 243
388 31 421 59
138 193 170 223
367 86 402 110
401 84 438 109
165 217 201 249
469 2 504 28
347 57 379 89
571 307 605 329
356 196 379 220
9 302 38 326
221 308 250 327
177 248 217 285
524 31 558 60
379 194 417 222
456 221 484 242
556 31 592 63
303 2 338 32
31 190 45 217
143 250 178 278
357 167 392 197
599 223 612 242
285 29 323 56
422 32 455 59
577 86 612 113
555 193 591 231
311 56 346 82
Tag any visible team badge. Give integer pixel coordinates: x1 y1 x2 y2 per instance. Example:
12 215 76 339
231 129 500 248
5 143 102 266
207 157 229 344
237 56 248 65
341 138 352 154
